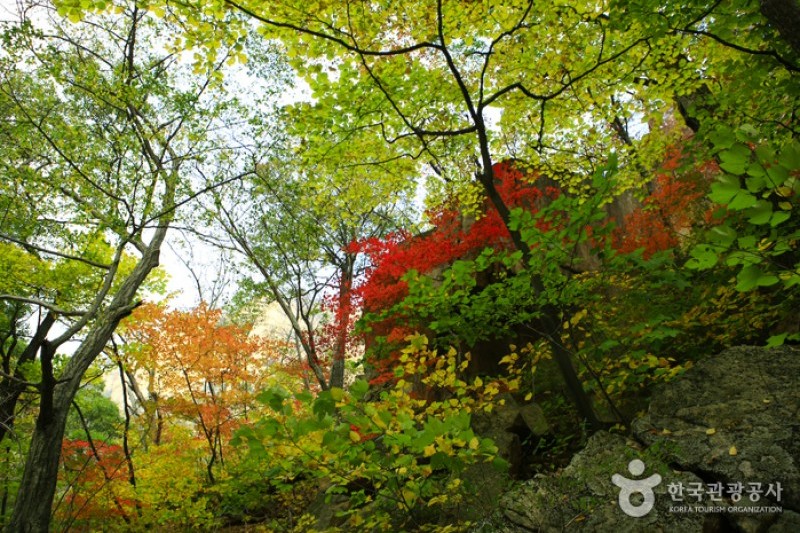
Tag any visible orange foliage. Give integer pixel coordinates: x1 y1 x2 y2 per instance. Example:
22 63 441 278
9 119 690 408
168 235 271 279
57 439 134 525
123 303 269 444
613 145 713 258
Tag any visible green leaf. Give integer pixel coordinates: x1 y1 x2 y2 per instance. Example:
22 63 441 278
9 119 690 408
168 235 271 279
491 456 510 471
778 142 800 171
736 265 762 291
735 265 779 291
766 333 787 347
746 200 773 225
770 211 791 227
744 173 765 192
718 144 751 175
709 174 741 204
707 225 737 248
755 144 776 164
350 379 369 400
258 388 287 412
709 126 736 150
686 245 718 270
737 235 757 249
313 391 337 418
766 164 789 186
727 190 757 210
329 387 344 402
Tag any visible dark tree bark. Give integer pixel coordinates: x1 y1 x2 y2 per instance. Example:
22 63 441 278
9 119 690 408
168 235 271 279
0 313 55 445
328 252 355 390
6 239 166 532
476 163 601 432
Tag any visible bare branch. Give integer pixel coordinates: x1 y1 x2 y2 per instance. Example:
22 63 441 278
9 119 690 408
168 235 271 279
224 0 443 57
0 295 85 317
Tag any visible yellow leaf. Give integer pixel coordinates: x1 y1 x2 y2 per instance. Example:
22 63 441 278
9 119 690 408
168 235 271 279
706 428 716 436
330 387 344 401
729 446 737 456
423 444 436 457
524 392 533 401
469 437 479 450
401 489 418 506
349 431 361 443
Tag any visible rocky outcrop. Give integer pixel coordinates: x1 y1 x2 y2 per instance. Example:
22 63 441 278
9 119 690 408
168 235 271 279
633 345 800 512
485 431 719 532
486 345 799 532
472 394 550 477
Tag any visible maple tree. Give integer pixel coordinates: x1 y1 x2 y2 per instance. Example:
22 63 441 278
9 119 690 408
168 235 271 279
119 303 266 483
354 161 562 314
613 145 715 258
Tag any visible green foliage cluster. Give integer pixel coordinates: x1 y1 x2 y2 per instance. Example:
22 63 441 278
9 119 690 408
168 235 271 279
690 131 800 298
230 335 514 531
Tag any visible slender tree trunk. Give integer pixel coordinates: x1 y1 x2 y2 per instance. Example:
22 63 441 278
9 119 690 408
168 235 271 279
328 254 355 390
117 360 136 489
476 154 601 432
0 313 55 445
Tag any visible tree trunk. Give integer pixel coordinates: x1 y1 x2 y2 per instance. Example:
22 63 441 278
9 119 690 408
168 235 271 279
6 321 126 532
328 254 355 390
4 405 66 532
6 230 167 531
0 313 55 445
476 157 601 432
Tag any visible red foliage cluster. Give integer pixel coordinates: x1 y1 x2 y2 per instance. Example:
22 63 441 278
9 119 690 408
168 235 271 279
346 153 716 384
613 146 711 258
346 161 560 384
350 162 556 315
59 439 135 522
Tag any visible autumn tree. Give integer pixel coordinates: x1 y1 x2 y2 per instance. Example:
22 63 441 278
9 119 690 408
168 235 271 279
211 148 415 391
0 1 259 529
119 303 266 483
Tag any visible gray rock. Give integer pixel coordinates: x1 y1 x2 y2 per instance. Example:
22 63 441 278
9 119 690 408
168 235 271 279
484 345 798 532
472 394 550 477
491 431 716 532
769 510 800 532
633 345 800 512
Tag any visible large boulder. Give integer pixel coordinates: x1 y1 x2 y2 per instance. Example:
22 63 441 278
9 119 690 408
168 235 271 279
485 431 716 532
483 345 799 532
633 345 800 512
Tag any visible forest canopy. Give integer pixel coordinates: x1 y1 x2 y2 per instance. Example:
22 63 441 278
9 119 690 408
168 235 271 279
0 0 797 530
